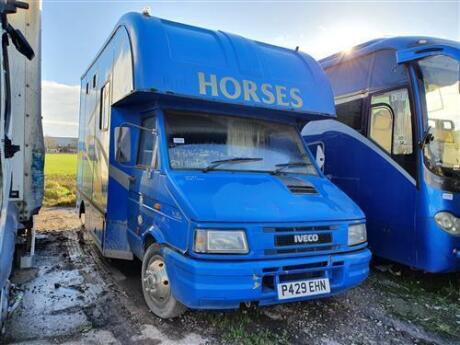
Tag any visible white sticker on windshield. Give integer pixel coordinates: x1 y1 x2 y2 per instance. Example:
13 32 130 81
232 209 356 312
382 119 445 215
442 193 453 200
173 137 185 144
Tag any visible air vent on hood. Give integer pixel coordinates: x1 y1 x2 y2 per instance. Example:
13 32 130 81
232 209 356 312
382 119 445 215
287 185 318 195
276 175 318 195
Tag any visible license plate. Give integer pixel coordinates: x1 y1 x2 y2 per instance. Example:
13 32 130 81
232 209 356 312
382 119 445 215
277 278 330 300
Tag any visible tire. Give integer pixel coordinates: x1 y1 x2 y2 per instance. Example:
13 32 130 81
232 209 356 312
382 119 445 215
141 244 186 318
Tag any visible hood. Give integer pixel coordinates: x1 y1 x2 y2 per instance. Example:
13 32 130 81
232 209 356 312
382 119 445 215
167 172 364 223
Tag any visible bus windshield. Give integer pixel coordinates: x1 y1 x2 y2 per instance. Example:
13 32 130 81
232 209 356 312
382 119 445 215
419 55 460 177
164 112 318 175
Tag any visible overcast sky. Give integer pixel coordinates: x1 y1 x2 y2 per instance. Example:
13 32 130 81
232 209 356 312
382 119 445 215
40 0 460 137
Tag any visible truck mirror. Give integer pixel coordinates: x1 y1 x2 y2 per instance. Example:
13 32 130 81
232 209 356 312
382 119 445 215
307 142 325 172
115 127 131 163
315 144 325 172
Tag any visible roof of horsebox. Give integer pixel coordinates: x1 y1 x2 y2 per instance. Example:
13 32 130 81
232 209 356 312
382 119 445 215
88 12 336 118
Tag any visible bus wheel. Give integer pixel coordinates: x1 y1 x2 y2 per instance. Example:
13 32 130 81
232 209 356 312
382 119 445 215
142 244 185 318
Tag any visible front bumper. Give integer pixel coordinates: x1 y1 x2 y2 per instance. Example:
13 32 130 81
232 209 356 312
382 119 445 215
163 247 371 310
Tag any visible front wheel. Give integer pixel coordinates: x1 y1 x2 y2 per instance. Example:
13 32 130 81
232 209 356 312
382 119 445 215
142 244 185 318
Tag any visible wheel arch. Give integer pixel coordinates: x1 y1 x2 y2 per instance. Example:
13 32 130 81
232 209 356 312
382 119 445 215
142 225 166 252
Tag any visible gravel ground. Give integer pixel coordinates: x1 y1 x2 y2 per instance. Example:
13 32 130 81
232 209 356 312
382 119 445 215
2 207 459 345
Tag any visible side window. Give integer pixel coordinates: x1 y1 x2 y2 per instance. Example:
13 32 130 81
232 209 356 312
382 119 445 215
370 88 413 155
336 98 364 132
369 106 393 153
137 117 158 168
99 82 111 131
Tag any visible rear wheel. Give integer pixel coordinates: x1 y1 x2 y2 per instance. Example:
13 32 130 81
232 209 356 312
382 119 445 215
142 244 185 318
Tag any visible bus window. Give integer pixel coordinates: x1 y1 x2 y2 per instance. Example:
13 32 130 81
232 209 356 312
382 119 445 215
419 55 460 174
371 88 413 155
336 98 364 132
369 106 393 153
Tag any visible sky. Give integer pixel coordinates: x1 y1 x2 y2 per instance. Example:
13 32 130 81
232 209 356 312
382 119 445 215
40 0 460 137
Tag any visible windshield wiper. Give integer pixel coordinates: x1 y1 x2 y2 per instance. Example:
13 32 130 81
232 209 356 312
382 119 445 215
271 161 309 175
203 157 263 172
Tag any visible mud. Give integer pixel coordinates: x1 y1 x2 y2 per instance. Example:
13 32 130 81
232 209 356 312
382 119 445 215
2 207 459 345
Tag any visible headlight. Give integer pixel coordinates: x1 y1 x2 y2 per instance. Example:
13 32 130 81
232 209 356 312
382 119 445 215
194 229 249 254
348 223 367 246
434 212 460 235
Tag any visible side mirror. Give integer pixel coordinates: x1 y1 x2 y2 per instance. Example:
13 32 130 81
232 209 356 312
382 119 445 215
6 24 34 60
315 144 325 172
114 126 131 163
307 142 325 172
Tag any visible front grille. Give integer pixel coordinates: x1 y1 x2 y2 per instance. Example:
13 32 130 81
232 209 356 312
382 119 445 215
262 224 339 257
264 226 336 233
282 261 328 271
264 245 336 255
275 233 332 247
262 261 328 273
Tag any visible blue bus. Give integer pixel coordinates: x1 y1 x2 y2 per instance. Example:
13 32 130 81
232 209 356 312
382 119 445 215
303 37 459 273
77 12 370 318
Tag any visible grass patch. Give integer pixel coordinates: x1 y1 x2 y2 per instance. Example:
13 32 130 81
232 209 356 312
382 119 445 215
371 265 460 340
44 153 77 207
45 153 77 176
206 310 290 345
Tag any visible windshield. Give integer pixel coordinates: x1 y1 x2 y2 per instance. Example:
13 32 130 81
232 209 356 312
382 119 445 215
419 55 460 177
164 112 318 175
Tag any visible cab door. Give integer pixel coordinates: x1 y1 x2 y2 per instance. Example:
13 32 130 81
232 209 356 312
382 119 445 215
127 116 159 249
366 87 417 264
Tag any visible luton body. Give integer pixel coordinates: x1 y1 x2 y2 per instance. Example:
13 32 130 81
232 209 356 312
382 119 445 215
303 37 460 272
76 12 371 318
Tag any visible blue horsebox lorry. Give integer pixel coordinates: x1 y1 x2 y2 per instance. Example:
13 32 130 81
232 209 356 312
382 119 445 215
303 37 460 273
76 11 371 318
